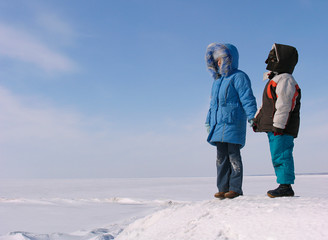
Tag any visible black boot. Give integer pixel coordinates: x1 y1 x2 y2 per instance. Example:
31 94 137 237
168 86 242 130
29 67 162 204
267 184 294 198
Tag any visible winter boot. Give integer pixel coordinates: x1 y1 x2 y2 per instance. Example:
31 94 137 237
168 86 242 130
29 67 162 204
267 184 294 198
214 192 226 199
224 191 240 199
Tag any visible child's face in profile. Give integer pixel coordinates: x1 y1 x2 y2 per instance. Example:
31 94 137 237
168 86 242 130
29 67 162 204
217 58 222 68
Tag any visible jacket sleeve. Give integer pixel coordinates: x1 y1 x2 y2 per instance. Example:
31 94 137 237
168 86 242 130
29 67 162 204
234 73 257 120
205 80 216 125
205 109 211 125
273 75 298 130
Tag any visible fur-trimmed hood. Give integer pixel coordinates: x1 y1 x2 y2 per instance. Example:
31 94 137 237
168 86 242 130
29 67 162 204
205 43 239 79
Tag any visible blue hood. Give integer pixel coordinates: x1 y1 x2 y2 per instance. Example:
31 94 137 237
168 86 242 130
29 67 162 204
205 43 239 79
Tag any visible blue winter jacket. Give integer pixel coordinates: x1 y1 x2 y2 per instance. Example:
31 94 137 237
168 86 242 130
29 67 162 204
205 43 257 148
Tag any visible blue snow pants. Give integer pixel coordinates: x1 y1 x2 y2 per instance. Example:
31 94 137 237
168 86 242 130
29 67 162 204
267 132 295 184
216 142 243 194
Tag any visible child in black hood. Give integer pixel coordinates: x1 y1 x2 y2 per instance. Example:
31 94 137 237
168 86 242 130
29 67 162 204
253 43 301 198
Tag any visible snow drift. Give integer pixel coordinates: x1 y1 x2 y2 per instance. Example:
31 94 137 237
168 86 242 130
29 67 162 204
116 196 328 240
1 175 327 240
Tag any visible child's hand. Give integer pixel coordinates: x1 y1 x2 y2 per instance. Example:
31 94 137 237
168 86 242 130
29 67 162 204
248 118 257 132
274 132 283 136
248 118 256 127
273 127 284 136
205 123 210 134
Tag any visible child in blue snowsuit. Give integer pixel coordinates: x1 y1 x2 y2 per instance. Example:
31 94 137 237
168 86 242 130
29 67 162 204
205 43 257 199
253 43 301 198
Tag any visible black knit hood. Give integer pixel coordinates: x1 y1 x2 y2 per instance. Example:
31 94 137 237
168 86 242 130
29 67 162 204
265 43 298 74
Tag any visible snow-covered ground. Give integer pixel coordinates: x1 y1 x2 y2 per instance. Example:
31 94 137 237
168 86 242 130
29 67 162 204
0 175 327 240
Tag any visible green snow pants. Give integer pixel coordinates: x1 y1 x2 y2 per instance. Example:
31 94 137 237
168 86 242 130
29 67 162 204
267 132 295 184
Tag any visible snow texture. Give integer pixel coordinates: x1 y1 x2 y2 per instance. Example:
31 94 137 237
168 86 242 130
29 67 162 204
0 175 327 240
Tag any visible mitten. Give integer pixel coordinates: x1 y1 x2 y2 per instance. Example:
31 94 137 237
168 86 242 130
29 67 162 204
205 123 210 134
274 132 283 136
248 118 257 132
248 119 256 127
273 127 284 136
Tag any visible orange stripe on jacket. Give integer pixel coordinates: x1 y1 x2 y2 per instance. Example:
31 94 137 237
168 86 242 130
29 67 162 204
267 80 277 99
291 85 300 110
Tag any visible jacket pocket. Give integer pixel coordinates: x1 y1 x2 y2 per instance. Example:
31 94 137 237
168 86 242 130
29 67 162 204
220 103 239 124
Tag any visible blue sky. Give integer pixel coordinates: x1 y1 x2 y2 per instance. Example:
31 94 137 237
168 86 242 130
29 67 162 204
0 0 327 178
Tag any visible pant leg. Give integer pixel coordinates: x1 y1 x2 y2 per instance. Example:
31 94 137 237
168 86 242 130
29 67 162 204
216 142 231 192
227 143 243 194
267 132 295 184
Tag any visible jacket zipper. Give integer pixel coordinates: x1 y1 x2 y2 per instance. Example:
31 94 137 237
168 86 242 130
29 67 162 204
221 80 231 142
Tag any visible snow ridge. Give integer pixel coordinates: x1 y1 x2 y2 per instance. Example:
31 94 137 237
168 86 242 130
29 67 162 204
115 196 328 240
1 176 328 240
0 197 181 206
2 195 327 240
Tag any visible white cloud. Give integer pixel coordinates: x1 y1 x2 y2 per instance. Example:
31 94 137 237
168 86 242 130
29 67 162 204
0 23 76 72
0 86 103 177
0 86 214 178
0 85 327 178
36 13 76 45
